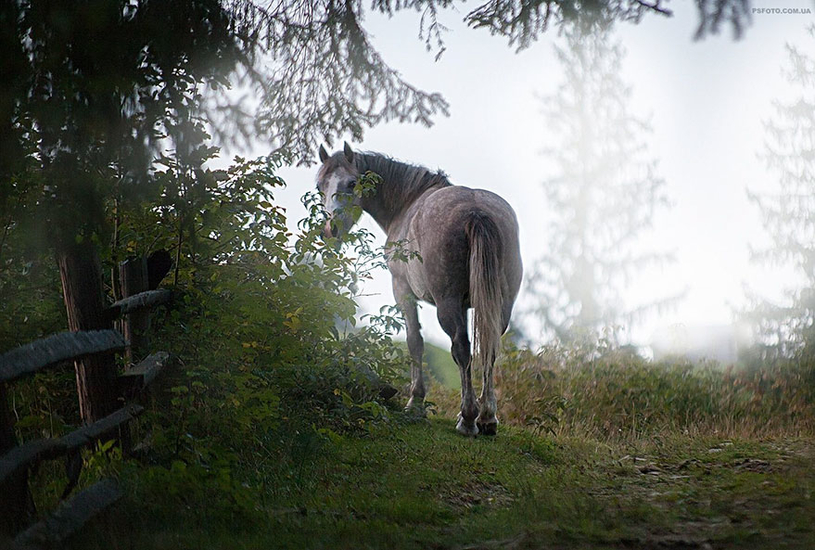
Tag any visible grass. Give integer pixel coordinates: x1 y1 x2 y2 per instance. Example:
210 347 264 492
69 416 814 550
397 339 460 390
15 341 813 549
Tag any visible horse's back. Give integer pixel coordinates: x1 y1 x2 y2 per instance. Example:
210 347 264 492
396 186 522 307
434 186 518 229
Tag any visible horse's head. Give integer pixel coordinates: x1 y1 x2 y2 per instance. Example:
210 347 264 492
316 141 362 240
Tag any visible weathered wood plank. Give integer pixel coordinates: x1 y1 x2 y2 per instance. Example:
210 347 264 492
0 439 61 487
106 289 171 319
0 404 144 485
13 478 121 550
129 351 169 387
60 404 143 449
119 352 170 397
0 331 126 384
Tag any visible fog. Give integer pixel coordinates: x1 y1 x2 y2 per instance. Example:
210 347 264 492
241 3 813 352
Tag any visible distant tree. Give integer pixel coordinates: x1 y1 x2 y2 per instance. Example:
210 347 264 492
528 22 680 343
744 25 815 362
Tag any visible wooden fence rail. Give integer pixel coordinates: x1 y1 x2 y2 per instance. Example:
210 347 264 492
105 289 172 321
0 404 144 487
0 331 126 384
13 478 123 550
0 264 171 546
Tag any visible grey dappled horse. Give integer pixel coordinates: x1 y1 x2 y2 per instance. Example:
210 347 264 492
316 143 523 436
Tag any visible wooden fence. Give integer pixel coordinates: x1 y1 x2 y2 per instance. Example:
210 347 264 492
0 260 172 548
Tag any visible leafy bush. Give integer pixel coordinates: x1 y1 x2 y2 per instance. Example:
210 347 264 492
3 149 413 523
116 153 412 519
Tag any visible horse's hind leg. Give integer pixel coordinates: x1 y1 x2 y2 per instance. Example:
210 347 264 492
476 348 498 436
477 303 514 435
437 300 478 436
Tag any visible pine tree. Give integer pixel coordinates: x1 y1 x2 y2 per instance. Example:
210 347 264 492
529 22 678 343
745 26 815 361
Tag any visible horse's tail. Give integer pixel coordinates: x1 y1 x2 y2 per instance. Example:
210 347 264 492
465 212 504 374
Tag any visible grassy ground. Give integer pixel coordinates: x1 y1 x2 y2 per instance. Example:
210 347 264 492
72 416 814 550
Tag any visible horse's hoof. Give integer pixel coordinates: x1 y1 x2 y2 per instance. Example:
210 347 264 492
456 416 479 437
476 421 498 436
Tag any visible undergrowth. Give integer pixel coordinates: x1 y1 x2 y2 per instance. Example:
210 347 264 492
430 341 815 441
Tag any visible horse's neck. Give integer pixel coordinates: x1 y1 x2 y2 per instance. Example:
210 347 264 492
356 155 449 234
362 181 407 234
362 177 430 235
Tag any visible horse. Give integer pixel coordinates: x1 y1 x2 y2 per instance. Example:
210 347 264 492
316 142 523 436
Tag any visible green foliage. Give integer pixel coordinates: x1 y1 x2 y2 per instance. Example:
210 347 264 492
0 155 66 351
424 341 461 389
3 141 414 523
0 0 262 249
103 150 412 521
0 239 66 353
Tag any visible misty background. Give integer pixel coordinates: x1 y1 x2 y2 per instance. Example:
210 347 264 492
219 3 813 357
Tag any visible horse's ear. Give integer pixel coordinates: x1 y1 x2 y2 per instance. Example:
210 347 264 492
343 141 354 164
318 144 329 163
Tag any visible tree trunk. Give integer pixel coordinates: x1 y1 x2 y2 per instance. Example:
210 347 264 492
0 384 35 535
57 241 118 424
119 257 149 363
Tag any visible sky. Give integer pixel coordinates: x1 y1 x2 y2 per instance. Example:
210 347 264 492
238 2 815 349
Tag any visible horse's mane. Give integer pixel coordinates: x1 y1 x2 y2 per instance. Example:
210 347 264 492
356 152 452 206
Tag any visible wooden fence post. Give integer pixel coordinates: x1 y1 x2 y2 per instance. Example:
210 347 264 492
119 257 149 363
57 241 118 424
